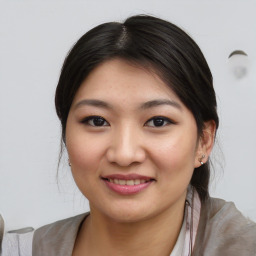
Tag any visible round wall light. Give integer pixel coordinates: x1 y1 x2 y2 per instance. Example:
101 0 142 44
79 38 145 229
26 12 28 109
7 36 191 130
228 50 249 79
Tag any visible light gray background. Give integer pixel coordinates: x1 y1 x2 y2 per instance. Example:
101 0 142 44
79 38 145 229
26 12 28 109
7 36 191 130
0 0 255 231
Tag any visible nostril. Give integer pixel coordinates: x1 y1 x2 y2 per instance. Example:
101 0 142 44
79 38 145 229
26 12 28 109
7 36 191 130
106 146 146 167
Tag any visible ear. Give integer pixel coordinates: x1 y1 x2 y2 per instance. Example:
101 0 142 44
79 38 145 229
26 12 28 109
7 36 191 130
194 120 216 168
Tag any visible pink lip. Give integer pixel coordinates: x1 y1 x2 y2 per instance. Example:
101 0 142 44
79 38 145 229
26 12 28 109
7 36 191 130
102 174 154 180
101 174 155 195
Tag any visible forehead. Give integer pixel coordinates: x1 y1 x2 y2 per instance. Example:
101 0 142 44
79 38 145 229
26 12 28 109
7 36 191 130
72 58 182 106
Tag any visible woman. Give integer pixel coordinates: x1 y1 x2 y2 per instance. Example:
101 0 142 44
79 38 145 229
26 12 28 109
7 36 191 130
2 14 256 255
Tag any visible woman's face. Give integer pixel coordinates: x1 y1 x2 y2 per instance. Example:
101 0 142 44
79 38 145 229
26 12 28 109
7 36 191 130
66 59 204 223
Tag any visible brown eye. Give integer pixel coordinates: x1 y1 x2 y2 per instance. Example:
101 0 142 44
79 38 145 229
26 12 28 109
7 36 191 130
145 116 173 127
152 118 165 127
81 116 109 127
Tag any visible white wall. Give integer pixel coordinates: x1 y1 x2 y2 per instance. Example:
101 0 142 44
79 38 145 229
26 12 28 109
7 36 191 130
0 0 255 231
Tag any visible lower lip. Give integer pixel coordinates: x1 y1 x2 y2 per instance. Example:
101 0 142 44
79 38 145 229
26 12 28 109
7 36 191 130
103 179 153 195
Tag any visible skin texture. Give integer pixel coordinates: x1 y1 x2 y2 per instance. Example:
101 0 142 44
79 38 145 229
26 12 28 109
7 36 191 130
66 59 215 255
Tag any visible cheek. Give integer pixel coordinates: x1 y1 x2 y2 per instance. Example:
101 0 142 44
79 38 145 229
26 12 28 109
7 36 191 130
66 135 105 195
66 127 105 173
68 140 97 164
150 133 197 174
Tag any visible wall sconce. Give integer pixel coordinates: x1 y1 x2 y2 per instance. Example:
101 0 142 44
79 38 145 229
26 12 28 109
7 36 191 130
228 50 249 79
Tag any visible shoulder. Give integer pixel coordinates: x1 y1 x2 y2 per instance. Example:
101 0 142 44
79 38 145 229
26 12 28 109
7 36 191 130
33 213 88 256
203 197 256 236
193 197 256 256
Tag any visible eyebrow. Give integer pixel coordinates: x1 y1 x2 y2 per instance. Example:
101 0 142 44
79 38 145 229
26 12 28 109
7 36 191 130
140 99 182 110
74 99 112 110
74 99 182 111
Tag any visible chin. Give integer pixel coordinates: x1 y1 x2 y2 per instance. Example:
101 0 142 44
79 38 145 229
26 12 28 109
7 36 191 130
108 212 149 224
100 204 157 224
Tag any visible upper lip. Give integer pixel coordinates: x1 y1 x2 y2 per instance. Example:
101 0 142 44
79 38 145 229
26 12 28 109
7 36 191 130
101 174 155 181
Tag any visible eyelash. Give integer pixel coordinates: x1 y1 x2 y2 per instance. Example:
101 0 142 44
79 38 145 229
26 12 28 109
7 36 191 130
80 116 175 128
145 116 174 127
80 116 109 127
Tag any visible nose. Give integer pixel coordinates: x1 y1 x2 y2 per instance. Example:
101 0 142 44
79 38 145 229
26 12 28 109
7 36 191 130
106 125 146 167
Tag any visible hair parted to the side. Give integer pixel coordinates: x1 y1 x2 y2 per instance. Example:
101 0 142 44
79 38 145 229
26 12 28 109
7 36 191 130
55 15 219 202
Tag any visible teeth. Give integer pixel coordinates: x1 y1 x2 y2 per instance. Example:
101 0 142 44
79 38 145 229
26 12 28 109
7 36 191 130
134 179 140 185
108 179 150 185
119 180 126 185
126 180 134 186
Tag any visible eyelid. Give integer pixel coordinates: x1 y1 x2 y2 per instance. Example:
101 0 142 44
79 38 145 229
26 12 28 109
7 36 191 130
144 116 175 127
80 115 110 126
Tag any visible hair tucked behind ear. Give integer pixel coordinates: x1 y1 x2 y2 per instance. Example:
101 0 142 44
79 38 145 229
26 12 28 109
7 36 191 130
55 14 219 202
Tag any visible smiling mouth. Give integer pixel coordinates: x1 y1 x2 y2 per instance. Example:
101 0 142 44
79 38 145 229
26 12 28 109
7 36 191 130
101 178 155 186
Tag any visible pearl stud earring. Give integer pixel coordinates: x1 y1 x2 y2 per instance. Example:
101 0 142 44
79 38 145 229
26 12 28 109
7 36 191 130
199 154 206 165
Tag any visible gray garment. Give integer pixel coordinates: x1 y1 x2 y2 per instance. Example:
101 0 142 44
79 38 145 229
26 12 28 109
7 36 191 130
193 197 256 255
33 213 88 256
32 197 256 255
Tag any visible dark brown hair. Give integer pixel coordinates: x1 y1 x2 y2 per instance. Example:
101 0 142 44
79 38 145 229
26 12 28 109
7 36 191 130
55 15 219 201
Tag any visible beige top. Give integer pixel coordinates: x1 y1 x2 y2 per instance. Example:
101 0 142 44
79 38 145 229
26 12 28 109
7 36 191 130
193 197 256 255
2 189 256 255
32 197 256 255
32 187 201 256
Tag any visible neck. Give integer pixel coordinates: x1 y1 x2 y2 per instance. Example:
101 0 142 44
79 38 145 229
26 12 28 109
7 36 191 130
73 195 186 256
